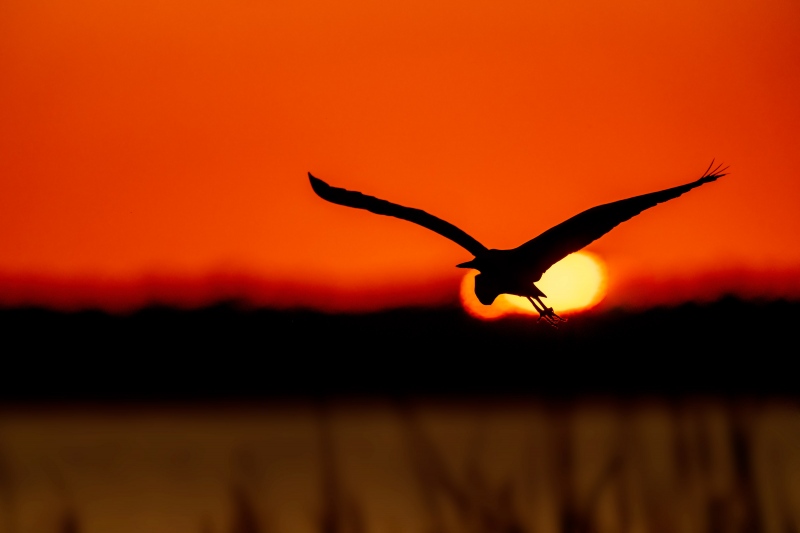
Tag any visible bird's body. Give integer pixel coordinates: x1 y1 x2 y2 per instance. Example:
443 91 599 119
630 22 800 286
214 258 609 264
309 162 727 324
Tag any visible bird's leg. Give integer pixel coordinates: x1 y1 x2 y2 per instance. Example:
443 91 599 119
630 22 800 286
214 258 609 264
526 296 566 326
526 296 557 327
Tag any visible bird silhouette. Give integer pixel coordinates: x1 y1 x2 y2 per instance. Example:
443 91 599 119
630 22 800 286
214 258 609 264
308 161 727 325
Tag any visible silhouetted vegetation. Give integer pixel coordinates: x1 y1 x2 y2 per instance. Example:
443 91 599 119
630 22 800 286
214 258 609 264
0 297 797 401
0 296 797 531
229 487 265 533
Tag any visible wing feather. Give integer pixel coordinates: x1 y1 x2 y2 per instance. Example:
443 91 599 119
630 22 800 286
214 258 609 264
510 164 727 279
308 173 488 257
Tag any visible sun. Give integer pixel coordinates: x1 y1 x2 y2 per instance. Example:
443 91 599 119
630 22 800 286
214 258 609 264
460 251 607 320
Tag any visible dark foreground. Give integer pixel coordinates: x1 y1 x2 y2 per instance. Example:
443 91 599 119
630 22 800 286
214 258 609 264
1 296 797 402
1 298 798 533
2 399 798 533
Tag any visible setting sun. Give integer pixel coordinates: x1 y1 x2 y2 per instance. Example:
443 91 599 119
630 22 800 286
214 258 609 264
461 251 607 320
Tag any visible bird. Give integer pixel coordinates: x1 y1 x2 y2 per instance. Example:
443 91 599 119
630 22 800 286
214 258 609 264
308 161 728 325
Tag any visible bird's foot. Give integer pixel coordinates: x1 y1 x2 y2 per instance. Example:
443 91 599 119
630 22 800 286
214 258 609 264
526 296 566 327
537 306 566 327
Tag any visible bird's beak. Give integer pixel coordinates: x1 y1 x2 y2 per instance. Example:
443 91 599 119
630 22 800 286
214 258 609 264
456 259 476 269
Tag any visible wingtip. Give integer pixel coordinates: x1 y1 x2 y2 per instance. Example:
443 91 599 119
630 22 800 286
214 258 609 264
307 172 330 197
698 160 729 183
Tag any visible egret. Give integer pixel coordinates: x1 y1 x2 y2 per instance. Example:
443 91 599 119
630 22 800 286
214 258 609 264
308 161 727 325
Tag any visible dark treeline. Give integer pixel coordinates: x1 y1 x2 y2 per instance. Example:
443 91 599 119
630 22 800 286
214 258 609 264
0 296 797 402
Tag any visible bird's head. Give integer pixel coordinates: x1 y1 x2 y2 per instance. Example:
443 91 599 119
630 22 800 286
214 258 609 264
457 252 506 305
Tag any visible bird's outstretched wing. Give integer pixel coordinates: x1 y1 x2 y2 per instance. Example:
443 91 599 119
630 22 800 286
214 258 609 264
510 161 728 279
308 173 489 257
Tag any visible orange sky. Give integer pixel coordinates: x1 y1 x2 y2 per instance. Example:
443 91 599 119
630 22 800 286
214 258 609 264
2 0 799 312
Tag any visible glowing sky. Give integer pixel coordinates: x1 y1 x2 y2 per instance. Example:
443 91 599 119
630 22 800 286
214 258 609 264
1 0 799 311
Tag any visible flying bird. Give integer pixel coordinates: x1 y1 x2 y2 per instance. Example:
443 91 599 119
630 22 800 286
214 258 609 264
308 161 727 325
